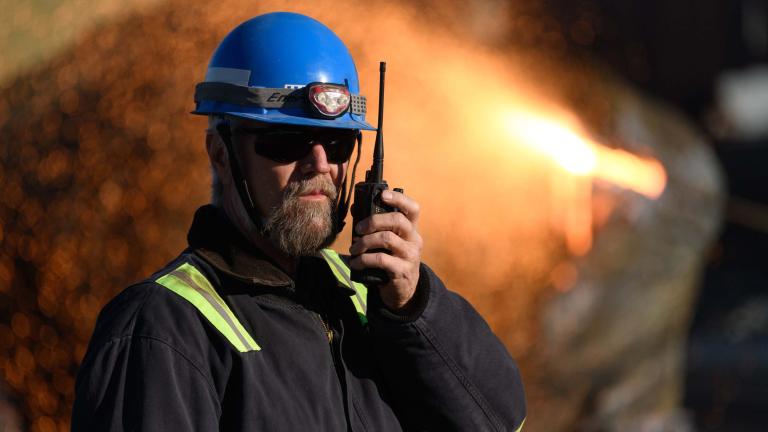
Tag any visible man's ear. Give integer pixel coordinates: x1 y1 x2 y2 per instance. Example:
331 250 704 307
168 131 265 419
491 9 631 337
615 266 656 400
206 133 230 184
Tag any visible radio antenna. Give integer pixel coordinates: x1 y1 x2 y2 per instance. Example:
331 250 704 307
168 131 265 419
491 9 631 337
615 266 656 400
370 61 386 183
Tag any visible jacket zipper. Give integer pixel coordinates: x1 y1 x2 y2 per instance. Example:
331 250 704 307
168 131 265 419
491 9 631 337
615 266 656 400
316 313 334 343
314 307 352 430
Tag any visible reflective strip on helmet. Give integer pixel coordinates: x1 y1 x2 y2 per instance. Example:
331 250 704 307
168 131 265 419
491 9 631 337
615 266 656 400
205 67 252 86
195 82 367 115
156 263 261 352
515 418 525 432
320 249 368 326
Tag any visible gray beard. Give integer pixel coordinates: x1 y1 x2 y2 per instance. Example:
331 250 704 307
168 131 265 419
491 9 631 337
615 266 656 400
263 177 338 257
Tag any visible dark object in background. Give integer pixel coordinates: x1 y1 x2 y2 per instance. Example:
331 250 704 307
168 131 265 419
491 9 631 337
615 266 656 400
685 140 768 432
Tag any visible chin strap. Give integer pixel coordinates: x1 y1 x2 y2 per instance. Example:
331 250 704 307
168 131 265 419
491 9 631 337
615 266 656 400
335 132 363 234
216 121 266 235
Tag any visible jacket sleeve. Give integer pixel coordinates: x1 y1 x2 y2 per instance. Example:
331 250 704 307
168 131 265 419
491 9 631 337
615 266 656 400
72 335 221 432
367 264 526 432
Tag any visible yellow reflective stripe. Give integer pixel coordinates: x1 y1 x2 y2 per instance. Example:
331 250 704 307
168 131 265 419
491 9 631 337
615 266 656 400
156 263 261 352
320 249 368 325
168 267 259 352
514 418 525 432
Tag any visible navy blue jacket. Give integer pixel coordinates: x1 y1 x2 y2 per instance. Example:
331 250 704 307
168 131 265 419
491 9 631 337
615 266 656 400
72 205 526 431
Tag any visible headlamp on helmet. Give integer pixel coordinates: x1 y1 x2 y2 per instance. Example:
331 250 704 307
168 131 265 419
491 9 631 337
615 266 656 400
307 83 351 118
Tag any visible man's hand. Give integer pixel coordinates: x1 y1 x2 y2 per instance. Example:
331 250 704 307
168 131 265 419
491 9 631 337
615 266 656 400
349 190 423 312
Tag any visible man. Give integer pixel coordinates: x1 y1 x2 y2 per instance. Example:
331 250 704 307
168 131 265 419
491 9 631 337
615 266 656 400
72 12 526 431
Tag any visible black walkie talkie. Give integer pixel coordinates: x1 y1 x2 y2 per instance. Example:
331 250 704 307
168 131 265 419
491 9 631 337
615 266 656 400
351 62 403 285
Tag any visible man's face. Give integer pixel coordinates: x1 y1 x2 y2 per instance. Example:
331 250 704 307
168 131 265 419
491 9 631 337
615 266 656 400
229 119 351 256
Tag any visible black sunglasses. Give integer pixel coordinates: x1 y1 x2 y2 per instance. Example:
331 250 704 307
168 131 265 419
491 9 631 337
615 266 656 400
233 127 358 164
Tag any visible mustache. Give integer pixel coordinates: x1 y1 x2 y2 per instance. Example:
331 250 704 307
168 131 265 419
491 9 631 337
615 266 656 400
285 176 338 201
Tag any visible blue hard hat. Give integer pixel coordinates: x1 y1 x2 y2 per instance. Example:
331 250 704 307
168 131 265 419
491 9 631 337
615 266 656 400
193 12 375 131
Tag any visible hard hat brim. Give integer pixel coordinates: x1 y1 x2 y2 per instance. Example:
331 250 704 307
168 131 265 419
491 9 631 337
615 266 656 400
226 111 376 131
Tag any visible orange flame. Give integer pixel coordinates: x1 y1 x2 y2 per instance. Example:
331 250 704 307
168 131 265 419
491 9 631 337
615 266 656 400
503 111 667 199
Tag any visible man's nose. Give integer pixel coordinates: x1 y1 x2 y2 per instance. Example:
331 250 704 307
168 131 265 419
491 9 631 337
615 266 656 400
299 143 331 175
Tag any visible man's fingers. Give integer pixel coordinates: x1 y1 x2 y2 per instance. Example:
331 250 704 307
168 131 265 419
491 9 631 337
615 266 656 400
349 231 420 260
349 251 409 277
355 212 416 240
380 190 420 224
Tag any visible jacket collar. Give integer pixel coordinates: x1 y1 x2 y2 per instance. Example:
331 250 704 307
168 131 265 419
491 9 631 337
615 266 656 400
188 205 356 296
187 205 295 287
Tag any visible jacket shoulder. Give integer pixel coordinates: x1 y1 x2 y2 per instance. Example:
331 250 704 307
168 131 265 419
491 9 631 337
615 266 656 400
86 254 230 357
73 254 227 430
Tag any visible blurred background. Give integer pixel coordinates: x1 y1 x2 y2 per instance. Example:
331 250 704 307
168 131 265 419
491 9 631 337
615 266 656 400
0 0 766 430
